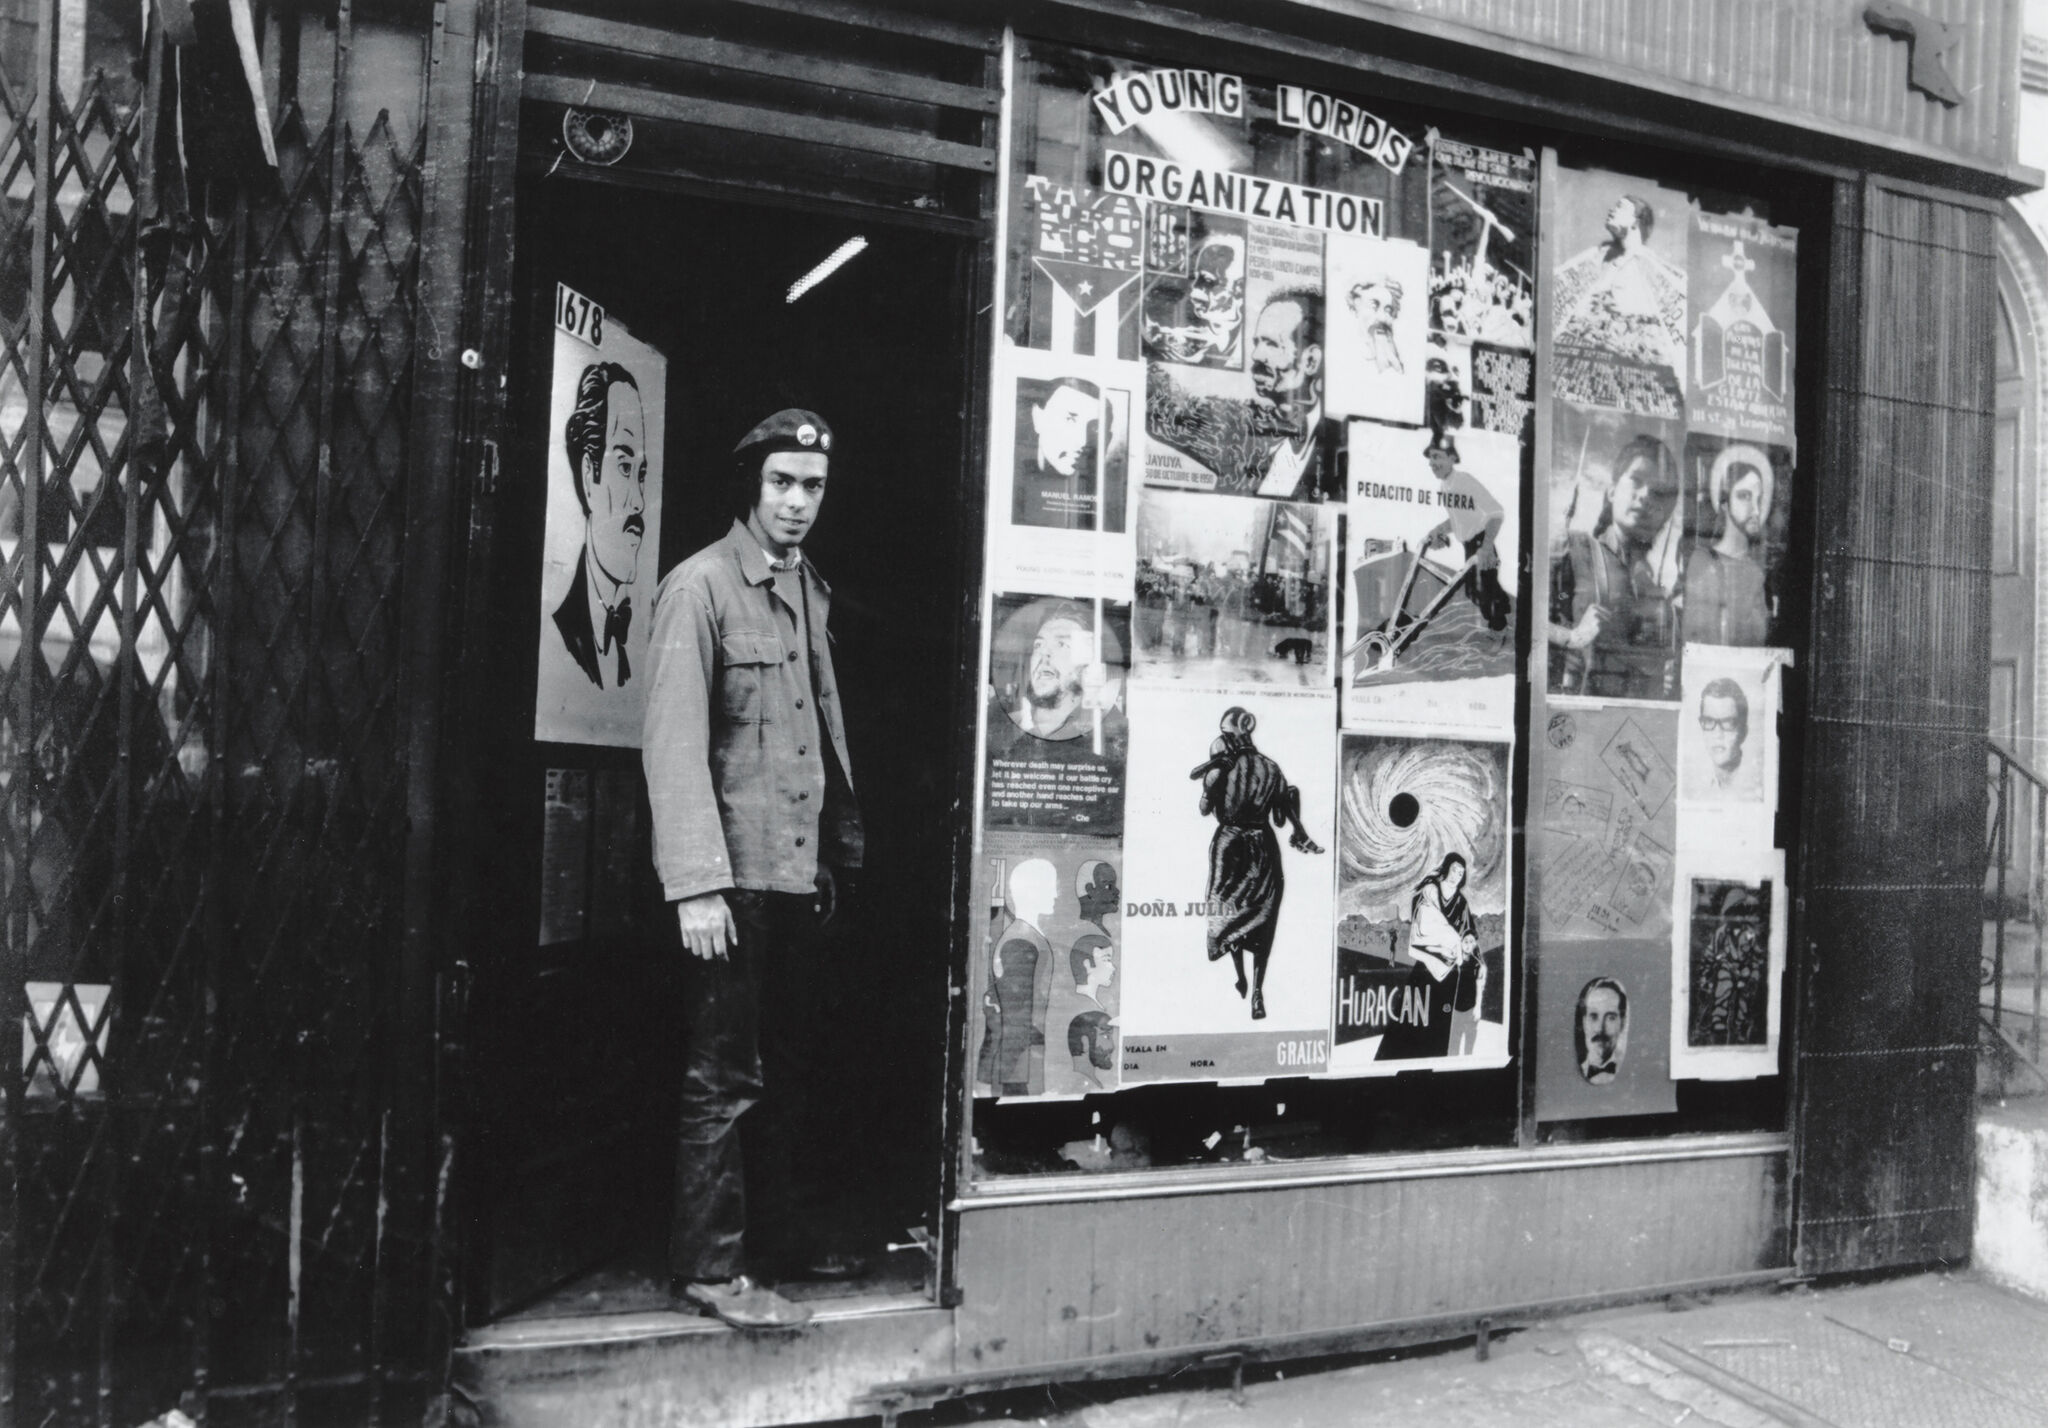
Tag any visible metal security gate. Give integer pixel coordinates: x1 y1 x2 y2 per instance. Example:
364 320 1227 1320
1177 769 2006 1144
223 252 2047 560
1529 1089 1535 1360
0 4 450 1422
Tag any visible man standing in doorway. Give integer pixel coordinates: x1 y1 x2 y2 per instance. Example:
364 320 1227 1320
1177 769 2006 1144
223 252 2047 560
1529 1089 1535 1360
643 409 863 1330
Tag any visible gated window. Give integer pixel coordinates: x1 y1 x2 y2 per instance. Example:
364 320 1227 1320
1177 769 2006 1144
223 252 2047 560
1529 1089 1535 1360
0 2 439 1419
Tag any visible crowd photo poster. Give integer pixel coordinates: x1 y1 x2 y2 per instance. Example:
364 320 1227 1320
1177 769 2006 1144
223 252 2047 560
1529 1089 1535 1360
1549 168 1689 421
535 285 667 748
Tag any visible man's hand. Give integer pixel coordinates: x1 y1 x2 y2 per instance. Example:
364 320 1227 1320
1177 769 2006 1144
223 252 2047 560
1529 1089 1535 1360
1568 603 1612 650
677 892 737 960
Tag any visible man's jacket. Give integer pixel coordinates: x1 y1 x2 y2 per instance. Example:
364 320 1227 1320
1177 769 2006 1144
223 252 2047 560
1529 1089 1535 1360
643 519 862 902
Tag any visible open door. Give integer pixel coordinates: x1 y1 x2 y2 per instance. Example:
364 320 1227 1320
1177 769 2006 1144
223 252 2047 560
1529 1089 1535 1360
465 181 976 1317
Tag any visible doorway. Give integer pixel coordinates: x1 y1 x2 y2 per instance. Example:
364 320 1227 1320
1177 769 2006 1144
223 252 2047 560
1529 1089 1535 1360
466 181 974 1321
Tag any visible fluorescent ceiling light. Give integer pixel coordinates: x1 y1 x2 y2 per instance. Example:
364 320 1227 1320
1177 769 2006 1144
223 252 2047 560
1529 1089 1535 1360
786 236 869 303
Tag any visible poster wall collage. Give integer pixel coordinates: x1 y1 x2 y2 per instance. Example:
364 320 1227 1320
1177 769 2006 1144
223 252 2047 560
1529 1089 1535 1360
970 58 1796 1131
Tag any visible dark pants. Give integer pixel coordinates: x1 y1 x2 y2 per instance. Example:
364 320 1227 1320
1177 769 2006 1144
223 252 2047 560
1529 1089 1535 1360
670 888 827 1284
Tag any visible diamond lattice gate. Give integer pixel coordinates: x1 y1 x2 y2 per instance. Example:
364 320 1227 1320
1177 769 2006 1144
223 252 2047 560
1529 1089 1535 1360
0 10 444 1425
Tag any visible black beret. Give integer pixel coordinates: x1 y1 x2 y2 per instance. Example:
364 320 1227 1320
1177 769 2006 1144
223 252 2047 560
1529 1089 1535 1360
732 408 833 462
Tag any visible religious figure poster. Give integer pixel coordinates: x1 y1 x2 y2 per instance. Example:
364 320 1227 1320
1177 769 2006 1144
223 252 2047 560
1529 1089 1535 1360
1669 851 1787 1081
1134 491 1335 688
1677 436 1791 651
987 344 1141 597
969 830 1125 1100
1547 403 1686 701
534 285 667 747
1688 208 1797 450
983 592 1131 836
1119 688 1337 1084
1328 734 1512 1076
1342 422 1519 736
1532 939 1678 1121
1531 704 1678 944
1015 175 1144 359
1325 231 1429 424
1428 136 1535 350
1549 169 1689 420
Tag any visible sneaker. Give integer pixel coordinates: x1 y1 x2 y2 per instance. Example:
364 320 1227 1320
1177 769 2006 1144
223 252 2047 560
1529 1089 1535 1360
679 1275 812 1329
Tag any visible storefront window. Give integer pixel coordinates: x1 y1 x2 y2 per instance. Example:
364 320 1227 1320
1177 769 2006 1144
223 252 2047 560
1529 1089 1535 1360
968 38 1799 1180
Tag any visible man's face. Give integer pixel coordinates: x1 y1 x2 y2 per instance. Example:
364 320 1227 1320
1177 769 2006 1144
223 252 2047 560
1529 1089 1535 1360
1188 241 1244 339
1612 453 1679 545
1026 615 1091 710
1605 197 1639 242
1725 470 1767 544
1582 987 1625 1068
1350 282 1396 335
751 450 830 553
1426 448 1455 482
1251 300 1319 406
1701 693 1745 773
1031 385 1097 477
585 382 647 586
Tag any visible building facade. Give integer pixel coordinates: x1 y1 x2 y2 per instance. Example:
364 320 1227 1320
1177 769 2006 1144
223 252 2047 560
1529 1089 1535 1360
0 2 2029 1425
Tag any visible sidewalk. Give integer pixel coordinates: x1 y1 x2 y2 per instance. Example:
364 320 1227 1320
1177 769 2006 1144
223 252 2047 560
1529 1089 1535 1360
953 1272 2048 1428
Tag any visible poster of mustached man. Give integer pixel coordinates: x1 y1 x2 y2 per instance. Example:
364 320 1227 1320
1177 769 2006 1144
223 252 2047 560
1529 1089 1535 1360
1119 689 1337 1085
1329 735 1511 1075
535 285 667 747
1144 218 1341 503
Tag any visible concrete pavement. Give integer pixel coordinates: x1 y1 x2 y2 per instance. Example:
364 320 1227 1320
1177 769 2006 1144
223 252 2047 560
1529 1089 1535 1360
942 1271 2048 1428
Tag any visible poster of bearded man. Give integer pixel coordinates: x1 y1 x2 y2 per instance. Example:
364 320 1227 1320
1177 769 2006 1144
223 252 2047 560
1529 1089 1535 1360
534 286 667 747
982 592 1132 837
1324 232 1429 425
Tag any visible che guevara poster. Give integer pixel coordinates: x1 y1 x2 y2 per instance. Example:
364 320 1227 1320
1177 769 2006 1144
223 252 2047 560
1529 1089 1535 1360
535 285 668 747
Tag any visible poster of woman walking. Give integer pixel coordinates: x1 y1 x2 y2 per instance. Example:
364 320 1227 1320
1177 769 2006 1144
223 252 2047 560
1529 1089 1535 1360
1118 687 1337 1085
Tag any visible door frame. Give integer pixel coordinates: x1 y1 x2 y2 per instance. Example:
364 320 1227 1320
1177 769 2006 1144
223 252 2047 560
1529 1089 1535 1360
439 2 1000 1327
